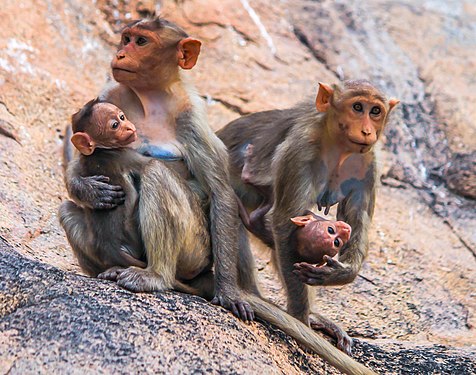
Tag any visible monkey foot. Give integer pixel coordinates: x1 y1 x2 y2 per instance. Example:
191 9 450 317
114 266 171 292
97 266 126 281
310 318 353 355
211 293 255 322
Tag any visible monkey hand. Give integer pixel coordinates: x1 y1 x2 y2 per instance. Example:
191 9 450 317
211 291 255 322
293 256 355 286
73 175 125 209
310 317 353 355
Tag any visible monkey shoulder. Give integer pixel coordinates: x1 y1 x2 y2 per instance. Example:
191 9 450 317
99 84 141 118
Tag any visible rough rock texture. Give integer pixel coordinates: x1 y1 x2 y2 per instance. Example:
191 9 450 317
0 0 475 373
1 241 475 374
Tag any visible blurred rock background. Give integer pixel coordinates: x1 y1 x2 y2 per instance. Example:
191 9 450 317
0 0 474 373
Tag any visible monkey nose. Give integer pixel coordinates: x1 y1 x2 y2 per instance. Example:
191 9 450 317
336 221 352 241
362 129 371 136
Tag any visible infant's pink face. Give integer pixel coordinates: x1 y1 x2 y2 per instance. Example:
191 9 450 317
291 214 352 264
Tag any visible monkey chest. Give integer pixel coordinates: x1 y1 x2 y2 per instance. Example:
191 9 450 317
314 157 370 211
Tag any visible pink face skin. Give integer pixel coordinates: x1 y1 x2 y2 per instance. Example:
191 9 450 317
291 213 352 265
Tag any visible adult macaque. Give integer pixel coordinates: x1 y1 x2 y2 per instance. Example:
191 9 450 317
218 80 399 352
60 18 374 374
59 99 209 295
62 17 252 320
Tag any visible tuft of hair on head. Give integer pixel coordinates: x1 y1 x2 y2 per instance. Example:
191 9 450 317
71 98 101 134
341 79 387 103
128 16 188 33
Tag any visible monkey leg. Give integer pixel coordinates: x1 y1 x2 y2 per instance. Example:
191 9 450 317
115 161 209 293
237 195 275 251
186 270 215 301
276 239 312 323
237 223 262 297
58 200 103 277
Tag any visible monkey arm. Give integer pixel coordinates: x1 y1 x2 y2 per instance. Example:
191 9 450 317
65 157 126 210
294 173 376 287
270 145 315 322
177 109 254 321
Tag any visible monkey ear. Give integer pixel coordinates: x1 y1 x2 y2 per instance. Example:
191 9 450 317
388 98 400 112
71 132 96 156
290 215 313 227
177 38 202 70
315 82 333 112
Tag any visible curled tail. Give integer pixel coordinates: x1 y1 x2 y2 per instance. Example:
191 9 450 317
245 294 375 375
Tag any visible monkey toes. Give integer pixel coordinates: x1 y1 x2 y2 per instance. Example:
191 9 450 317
114 267 170 292
310 319 353 355
97 266 126 281
211 294 255 322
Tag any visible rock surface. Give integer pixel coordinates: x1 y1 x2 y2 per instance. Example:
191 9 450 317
1 241 475 374
0 0 475 373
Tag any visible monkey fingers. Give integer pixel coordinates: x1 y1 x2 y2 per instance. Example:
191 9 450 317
293 256 348 286
97 266 127 281
211 294 255 322
79 175 126 209
115 267 169 292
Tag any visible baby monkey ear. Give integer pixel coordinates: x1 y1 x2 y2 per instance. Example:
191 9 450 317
290 214 315 227
71 132 96 155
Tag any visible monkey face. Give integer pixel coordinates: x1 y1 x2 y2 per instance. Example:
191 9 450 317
292 214 352 264
111 25 175 85
91 103 137 147
333 95 388 153
111 22 200 89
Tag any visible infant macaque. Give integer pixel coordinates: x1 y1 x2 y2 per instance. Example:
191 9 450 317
291 210 351 265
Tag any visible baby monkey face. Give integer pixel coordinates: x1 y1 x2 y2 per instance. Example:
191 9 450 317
91 103 137 147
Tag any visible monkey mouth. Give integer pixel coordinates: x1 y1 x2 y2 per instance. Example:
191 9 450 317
349 140 372 147
124 133 137 144
112 67 136 74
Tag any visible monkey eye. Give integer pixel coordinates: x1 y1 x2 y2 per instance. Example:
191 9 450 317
123 35 131 45
334 238 341 247
136 36 148 46
352 102 363 112
111 121 119 129
370 106 381 115
328 226 335 235
119 114 125 121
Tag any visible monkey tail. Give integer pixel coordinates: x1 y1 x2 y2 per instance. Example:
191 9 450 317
245 294 375 375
